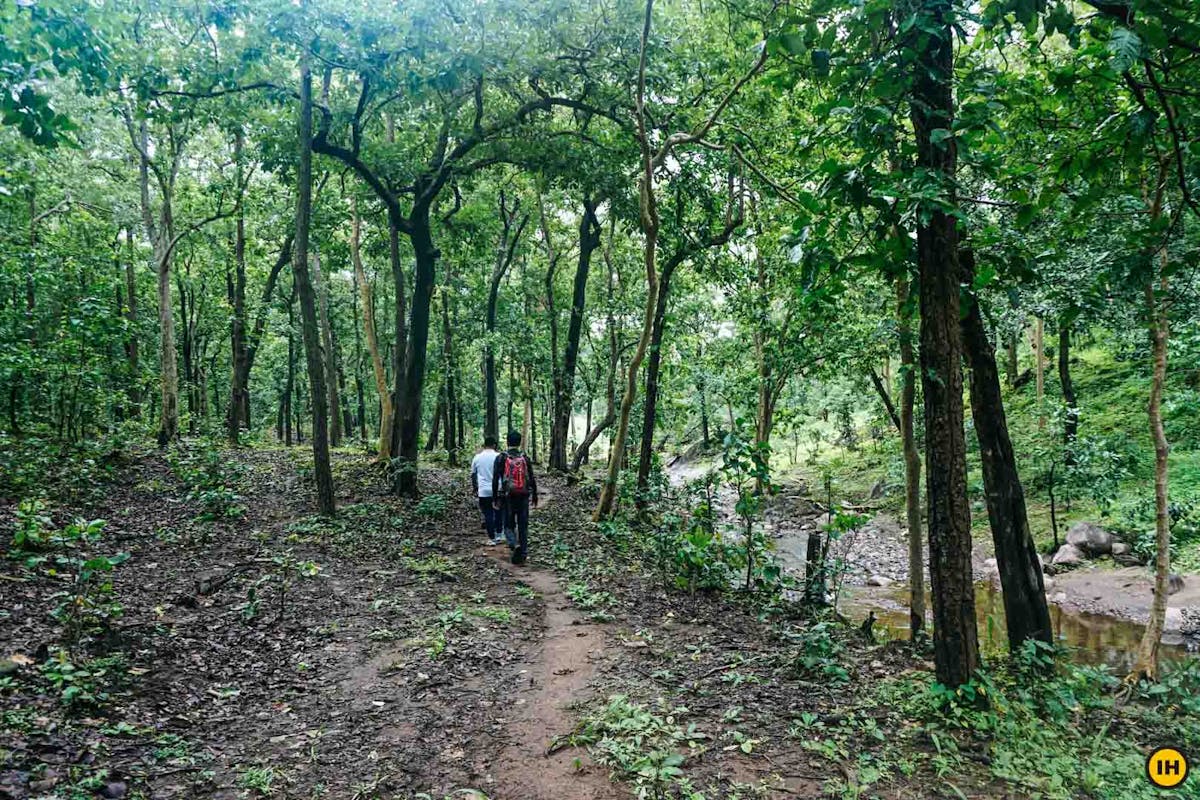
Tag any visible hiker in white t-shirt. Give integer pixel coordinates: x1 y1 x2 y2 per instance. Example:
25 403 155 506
470 436 503 545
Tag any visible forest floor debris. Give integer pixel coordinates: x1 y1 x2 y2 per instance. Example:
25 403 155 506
3 446 1198 800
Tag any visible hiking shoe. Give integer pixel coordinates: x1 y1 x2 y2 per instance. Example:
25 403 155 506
511 552 526 565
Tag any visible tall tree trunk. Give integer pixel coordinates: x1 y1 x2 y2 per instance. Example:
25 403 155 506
387 216 408 459
1058 318 1078 462
697 343 710 450
485 193 526 442
551 196 601 470
227 130 249 443
596 0 662 521
909 0 978 687
123 231 140 416
177 276 194 434
393 203 437 496
898 276 926 639
350 203 394 460
350 263 367 443
440 287 459 467
573 326 620 472
313 251 342 446
1005 326 1019 387
294 45 335 515
1131 255 1171 681
1033 316 1045 430
523 366 534 453
152 212 178 444
635 255 681 499
427 387 444 452
234 236 293 423
284 285 296 446
960 248 1052 651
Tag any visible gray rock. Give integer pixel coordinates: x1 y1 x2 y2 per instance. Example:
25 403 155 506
1051 543 1086 567
866 574 894 587
1065 522 1114 556
1050 591 1067 604
1042 576 1056 593
101 782 127 799
1111 541 1130 557
1183 608 1200 637
1168 574 1185 595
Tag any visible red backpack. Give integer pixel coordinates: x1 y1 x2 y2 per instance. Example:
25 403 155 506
501 452 529 496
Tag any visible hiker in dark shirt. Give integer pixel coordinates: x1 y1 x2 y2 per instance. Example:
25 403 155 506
491 430 539 565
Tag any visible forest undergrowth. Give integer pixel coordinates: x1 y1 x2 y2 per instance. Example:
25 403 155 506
2 438 1197 800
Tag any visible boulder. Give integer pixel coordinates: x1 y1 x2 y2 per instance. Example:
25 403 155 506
866 574 894 587
1065 522 1114 557
1042 576 1056 593
982 558 1000 582
1111 541 1130 557
1051 543 1086 568
1162 606 1197 636
1183 608 1200 637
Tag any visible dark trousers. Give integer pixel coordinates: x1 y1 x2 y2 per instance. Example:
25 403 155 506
478 497 501 540
506 494 531 561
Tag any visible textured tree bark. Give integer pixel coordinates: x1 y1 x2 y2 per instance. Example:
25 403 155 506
909 0 978 687
960 248 1052 651
1132 267 1171 681
284 285 296 446
440 287 459 467
313 251 342 447
1034 316 1045 430
1006 327 1019 387
293 45 335 515
550 197 602 470
869 368 902 433
351 203 393 460
1058 319 1078 461
177 274 193 434
124 231 140 417
393 204 437 496
227 131 249 443
426 387 444 453
635 254 681 497
386 217 407 460
143 141 179 446
897 276 925 640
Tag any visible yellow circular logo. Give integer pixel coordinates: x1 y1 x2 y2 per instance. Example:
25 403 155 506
1147 747 1189 789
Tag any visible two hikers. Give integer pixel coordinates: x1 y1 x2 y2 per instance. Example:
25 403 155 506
471 430 538 564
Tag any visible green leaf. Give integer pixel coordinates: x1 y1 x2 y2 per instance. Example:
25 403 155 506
780 32 806 56
1108 27 1141 74
811 49 830 78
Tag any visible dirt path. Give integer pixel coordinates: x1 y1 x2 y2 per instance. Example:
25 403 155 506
477 499 624 800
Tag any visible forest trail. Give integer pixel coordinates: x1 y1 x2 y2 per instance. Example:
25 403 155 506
479 496 625 800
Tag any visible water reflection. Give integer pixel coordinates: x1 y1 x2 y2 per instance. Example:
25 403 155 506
839 581 1190 671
